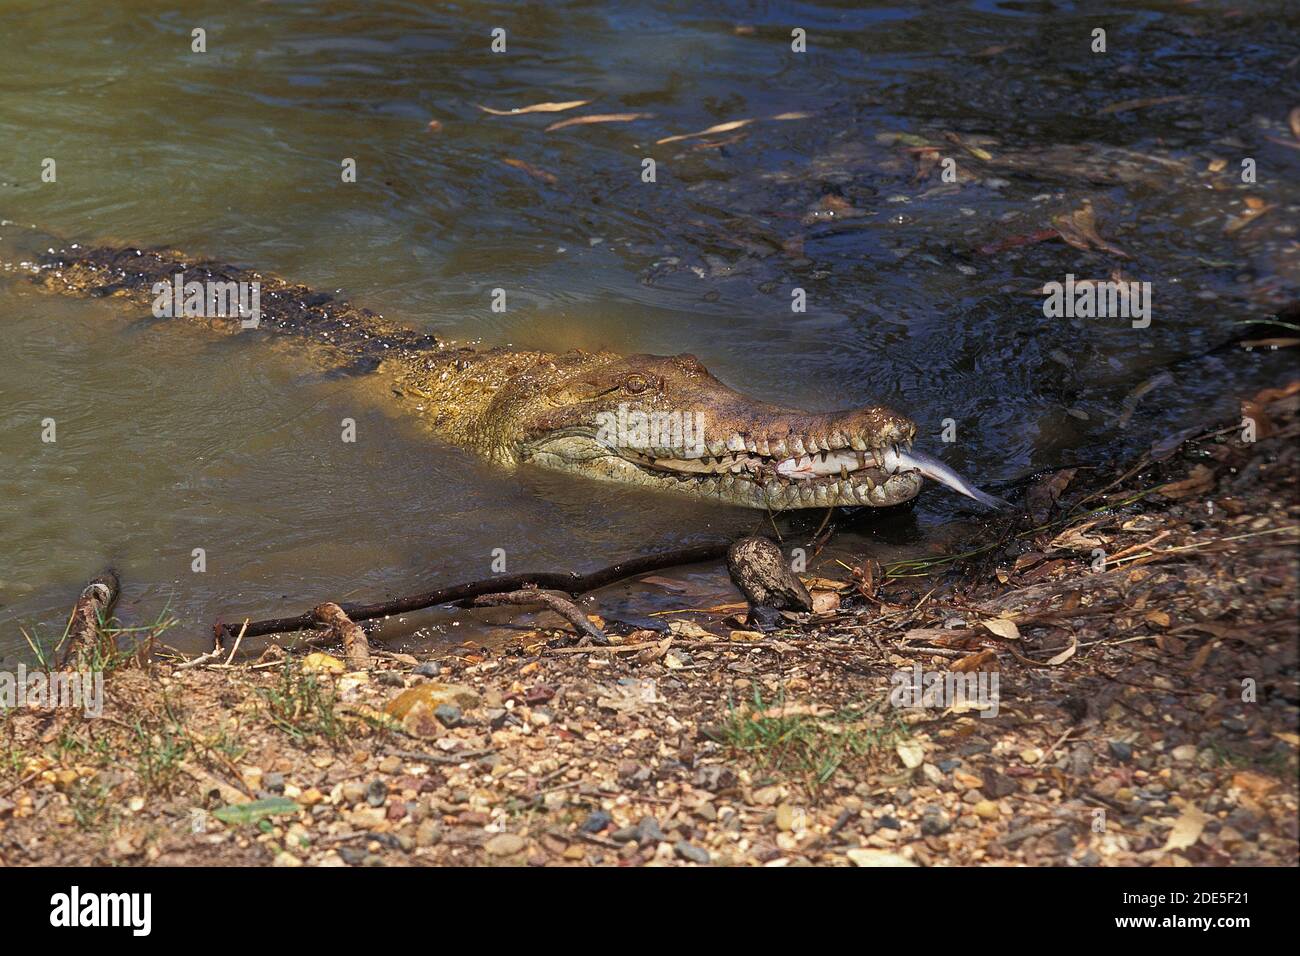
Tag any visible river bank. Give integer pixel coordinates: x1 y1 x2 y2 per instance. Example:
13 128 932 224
2 378 1296 867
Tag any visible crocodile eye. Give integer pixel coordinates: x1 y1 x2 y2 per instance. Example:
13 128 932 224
624 373 649 394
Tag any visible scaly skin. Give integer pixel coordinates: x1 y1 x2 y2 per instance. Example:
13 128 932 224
15 242 923 510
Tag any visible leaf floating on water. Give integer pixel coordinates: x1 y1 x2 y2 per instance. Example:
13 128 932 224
657 119 755 145
501 158 558 185
425 119 443 133
545 112 655 132
690 133 749 151
1289 106 1300 140
1051 201 1129 258
944 131 994 161
656 112 810 146
1097 94 1195 116
1224 200 1275 235
476 99 591 116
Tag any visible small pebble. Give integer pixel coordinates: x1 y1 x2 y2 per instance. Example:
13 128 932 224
674 840 710 864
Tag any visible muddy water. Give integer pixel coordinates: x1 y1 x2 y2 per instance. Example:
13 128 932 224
2 1 1297 658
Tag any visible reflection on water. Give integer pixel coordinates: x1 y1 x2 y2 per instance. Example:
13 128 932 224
1 0 1296 656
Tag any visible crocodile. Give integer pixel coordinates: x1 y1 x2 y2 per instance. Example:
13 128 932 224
5 237 1003 511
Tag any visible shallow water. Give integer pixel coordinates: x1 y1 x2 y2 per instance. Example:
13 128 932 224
2 0 1297 658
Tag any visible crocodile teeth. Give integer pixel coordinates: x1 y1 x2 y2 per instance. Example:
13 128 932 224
790 436 806 456
850 435 867 451
727 435 746 452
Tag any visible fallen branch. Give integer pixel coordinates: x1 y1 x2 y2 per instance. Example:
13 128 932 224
55 569 120 669
471 587 609 646
313 602 371 669
217 541 730 643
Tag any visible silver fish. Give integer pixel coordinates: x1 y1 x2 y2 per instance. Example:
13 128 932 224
880 446 1010 511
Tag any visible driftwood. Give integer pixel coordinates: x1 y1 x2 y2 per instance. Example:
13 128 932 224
472 587 610 646
313 602 372 669
217 542 731 644
726 537 811 627
55 569 120 669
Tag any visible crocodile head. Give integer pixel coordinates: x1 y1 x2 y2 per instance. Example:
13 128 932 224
496 352 925 510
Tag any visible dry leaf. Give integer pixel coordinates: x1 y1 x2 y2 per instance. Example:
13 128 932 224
545 112 654 132
981 617 1021 640
476 99 591 116
1186 641 1214 675
1027 468 1078 524
754 702 831 720
657 119 755 145
635 637 672 665
952 648 1000 672
302 652 345 675
1052 201 1129 258
811 590 840 614
501 158 558 185
852 559 881 600
1155 465 1216 500
1224 202 1275 235
1161 804 1211 853
689 133 749 151
1231 770 1279 797
1044 634 1077 666
802 576 849 592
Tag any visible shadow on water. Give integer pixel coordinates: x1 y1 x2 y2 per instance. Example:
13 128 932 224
1 0 1297 656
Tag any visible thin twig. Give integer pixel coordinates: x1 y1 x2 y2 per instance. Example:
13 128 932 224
217 541 730 643
223 620 249 667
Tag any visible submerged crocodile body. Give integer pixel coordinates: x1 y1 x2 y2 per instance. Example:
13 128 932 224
9 239 1002 511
